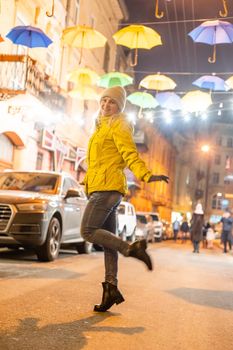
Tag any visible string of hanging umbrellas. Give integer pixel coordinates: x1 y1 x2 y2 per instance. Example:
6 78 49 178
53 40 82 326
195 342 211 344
3 14 233 114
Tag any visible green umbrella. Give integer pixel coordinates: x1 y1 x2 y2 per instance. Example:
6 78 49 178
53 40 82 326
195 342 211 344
98 71 133 88
127 92 158 109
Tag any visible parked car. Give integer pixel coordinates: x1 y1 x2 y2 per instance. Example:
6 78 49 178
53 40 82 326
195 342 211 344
137 211 164 242
0 170 91 261
135 213 148 240
117 201 137 241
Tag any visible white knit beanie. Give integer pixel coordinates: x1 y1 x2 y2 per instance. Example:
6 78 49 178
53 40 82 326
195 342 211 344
194 203 204 215
100 86 126 112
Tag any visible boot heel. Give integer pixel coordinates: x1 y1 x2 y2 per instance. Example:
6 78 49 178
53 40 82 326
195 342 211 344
115 294 125 305
140 239 147 250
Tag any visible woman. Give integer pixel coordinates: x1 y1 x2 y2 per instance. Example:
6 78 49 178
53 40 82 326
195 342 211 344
190 203 204 253
81 86 169 312
220 210 233 253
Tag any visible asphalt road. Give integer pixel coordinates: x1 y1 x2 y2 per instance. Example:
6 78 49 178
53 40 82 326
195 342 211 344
0 241 232 350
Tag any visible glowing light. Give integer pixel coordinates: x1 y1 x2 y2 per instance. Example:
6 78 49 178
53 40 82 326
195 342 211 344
218 110 222 116
201 144 210 153
127 112 136 124
201 113 208 120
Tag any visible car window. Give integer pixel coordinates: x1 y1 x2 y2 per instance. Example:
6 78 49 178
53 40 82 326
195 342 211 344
62 178 73 195
151 214 159 221
136 215 147 224
128 206 134 216
0 173 59 194
70 179 86 199
117 204 125 214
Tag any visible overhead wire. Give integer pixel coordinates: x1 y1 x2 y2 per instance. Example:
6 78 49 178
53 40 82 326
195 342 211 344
173 0 184 71
164 1 177 71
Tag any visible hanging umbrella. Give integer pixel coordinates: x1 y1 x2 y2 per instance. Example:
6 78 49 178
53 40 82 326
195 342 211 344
68 86 99 100
156 92 182 110
139 74 176 91
182 90 212 112
225 76 233 89
0 35 4 43
61 25 107 64
98 72 133 88
67 67 100 86
192 75 230 91
188 20 233 63
6 25 53 48
127 92 158 109
113 25 162 66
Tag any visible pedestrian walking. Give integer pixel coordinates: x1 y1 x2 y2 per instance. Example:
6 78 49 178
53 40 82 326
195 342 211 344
172 218 180 242
202 222 210 248
220 210 233 253
180 216 190 243
80 86 169 312
190 203 204 253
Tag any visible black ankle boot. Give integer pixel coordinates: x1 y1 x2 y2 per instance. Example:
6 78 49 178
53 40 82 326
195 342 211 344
94 282 125 312
128 239 153 270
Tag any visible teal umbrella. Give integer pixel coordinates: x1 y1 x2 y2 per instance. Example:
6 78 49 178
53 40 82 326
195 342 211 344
127 92 158 109
98 71 133 88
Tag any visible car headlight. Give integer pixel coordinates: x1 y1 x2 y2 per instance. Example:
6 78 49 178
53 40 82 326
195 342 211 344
16 203 48 211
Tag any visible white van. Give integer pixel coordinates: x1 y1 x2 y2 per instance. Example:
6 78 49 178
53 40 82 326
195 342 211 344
117 201 137 241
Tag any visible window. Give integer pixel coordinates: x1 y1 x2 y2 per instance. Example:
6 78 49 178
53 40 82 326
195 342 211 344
212 172 220 185
0 134 13 163
227 137 233 148
212 194 222 209
36 152 43 170
68 0 80 24
214 154 221 165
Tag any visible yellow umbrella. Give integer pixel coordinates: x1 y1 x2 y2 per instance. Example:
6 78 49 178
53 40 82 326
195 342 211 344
182 90 212 112
225 76 233 89
61 25 107 63
139 74 176 91
68 86 99 100
67 67 100 86
113 25 162 66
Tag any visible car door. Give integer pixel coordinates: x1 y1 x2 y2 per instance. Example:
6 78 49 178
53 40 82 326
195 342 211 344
61 177 82 240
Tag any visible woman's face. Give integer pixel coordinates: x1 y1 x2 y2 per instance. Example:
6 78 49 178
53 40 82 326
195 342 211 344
100 96 119 116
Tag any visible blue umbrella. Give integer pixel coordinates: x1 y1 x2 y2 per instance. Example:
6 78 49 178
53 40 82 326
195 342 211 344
156 92 182 110
6 25 52 48
192 75 230 91
188 20 233 63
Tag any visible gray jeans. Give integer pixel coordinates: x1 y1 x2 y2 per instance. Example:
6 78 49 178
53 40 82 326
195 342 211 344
81 191 129 286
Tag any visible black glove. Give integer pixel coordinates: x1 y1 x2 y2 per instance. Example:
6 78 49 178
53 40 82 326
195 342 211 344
148 175 169 183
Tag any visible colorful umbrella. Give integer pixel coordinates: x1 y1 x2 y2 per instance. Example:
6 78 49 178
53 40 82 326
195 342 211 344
0 35 4 43
68 86 99 100
98 72 133 88
113 25 162 66
139 74 176 91
67 67 100 86
182 90 212 112
156 92 182 110
188 20 233 63
62 25 107 64
6 25 52 48
192 75 230 91
127 92 158 109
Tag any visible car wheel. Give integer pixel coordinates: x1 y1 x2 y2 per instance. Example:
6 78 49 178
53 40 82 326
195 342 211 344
36 217 61 262
76 241 93 254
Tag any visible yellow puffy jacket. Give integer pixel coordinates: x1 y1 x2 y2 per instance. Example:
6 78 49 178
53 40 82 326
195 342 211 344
83 113 152 195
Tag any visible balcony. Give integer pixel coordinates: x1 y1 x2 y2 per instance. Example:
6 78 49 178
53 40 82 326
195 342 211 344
0 54 66 113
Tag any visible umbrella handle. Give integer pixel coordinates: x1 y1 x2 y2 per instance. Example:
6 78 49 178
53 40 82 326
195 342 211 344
155 0 164 19
46 0 54 17
219 0 228 17
208 45 216 64
138 106 143 118
130 48 138 67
